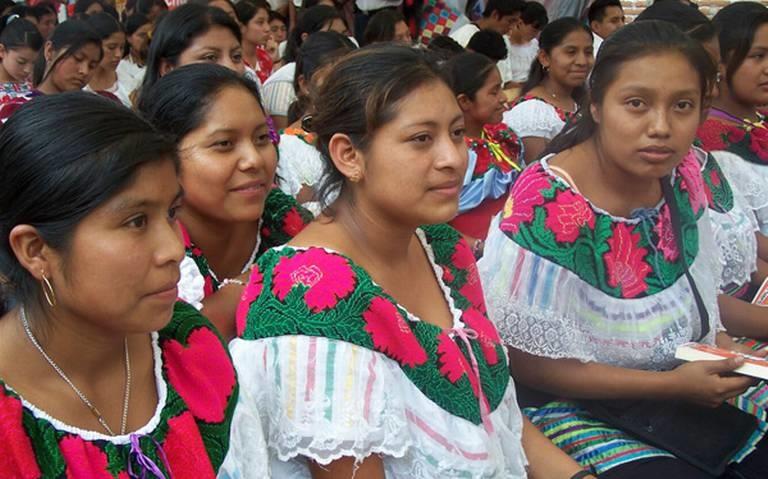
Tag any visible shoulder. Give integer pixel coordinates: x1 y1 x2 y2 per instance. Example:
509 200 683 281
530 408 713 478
260 188 314 251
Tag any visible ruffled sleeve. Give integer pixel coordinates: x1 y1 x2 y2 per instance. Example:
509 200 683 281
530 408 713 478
502 99 565 140
714 150 768 235
176 255 206 310
227 336 410 467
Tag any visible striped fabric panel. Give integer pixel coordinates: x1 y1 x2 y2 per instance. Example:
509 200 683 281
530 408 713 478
525 401 674 474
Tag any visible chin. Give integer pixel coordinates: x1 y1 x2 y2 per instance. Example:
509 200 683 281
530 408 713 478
422 204 460 226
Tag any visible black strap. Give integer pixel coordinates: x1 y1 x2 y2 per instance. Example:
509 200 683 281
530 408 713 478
660 176 710 341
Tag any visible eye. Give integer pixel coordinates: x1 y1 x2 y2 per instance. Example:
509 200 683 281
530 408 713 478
626 98 645 110
202 53 218 62
212 139 234 150
451 127 466 140
168 203 182 221
255 133 271 146
410 133 432 144
675 100 695 111
125 214 147 229
232 52 243 63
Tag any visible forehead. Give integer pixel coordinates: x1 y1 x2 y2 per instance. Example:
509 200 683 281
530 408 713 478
386 81 461 126
607 51 700 96
603 6 623 19
193 86 265 131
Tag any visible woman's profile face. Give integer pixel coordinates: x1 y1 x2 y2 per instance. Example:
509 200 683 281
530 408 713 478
40 158 184 334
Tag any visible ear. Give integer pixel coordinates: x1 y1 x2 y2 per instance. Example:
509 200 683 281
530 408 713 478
590 103 601 124
158 58 174 77
43 41 54 62
297 74 308 96
300 32 309 43
537 49 550 70
327 133 365 183
456 93 473 113
8 225 55 284
589 20 599 33
0 44 7 59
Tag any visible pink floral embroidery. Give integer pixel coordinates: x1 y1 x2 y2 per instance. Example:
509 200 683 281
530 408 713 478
162 412 215 478
236 265 264 337
0 393 41 478
437 333 480 397
604 223 651 298
544 189 595 243
654 206 679 262
272 249 356 313
451 240 487 313
499 165 551 233
163 327 236 423
676 151 708 214
461 308 501 365
59 435 113 479
362 297 428 368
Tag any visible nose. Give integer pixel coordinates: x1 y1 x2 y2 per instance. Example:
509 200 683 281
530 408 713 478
238 140 272 173
156 218 185 266
435 133 468 175
648 108 672 138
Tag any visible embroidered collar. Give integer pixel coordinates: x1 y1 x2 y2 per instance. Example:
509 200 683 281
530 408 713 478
510 93 576 123
237 224 510 426
498 150 709 299
698 111 768 166
465 124 523 179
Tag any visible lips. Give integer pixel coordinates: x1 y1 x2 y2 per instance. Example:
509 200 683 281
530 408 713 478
231 180 267 192
638 145 675 162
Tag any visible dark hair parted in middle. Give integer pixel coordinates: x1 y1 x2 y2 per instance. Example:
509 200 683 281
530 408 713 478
0 92 177 306
33 19 102 86
138 63 264 144
442 51 497 100
521 17 592 99
311 45 450 208
140 3 241 98
713 2 768 87
544 19 716 156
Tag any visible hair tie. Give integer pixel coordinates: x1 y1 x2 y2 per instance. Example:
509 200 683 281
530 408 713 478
5 14 19 26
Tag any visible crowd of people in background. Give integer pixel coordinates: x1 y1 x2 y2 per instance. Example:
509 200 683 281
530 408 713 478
2 0 768 478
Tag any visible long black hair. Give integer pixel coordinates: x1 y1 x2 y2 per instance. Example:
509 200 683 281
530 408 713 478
521 17 592 101
138 63 264 144
713 2 768 88
0 92 176 308
0 15 43 51
33 20 102 87
284 5 344 63
140 3 241 99
544 20 716 157
288 30 355 123
311 45 449 209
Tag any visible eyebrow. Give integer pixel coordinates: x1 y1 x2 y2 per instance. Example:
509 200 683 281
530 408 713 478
404 113 465 129
616 85 699 97
111 188 184 213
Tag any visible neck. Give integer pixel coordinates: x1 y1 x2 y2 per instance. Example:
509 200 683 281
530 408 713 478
541 76 574 103
37 77 62 95
464 115 484 139
89 67 117 89
18 303 128 380
0 66 14 83
242 40 259 64
508 30 525 45
179 208 261 279
712 90 759 123
333 195 416 266
129 50 144 67
587 137 660 215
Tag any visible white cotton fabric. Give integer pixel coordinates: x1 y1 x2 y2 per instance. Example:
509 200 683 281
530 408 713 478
177 255 206 311
116 57 144 96
502 98 566 140
713 150 768 236
224 336 528 478
479 207 723 372
277 134 332 216
498 38 538 85
262 62 296 117
449 23 480 48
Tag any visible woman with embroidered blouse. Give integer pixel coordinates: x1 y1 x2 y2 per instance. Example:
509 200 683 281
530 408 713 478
0 93 238 477
277 31 355 216
442 51 524 255
697 4 768 236
480 21 768 478
503 17 594 164
139 64 312 342
225 45 594 479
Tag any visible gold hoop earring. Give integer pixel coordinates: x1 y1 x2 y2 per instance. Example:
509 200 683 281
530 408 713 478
41 274 56 308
